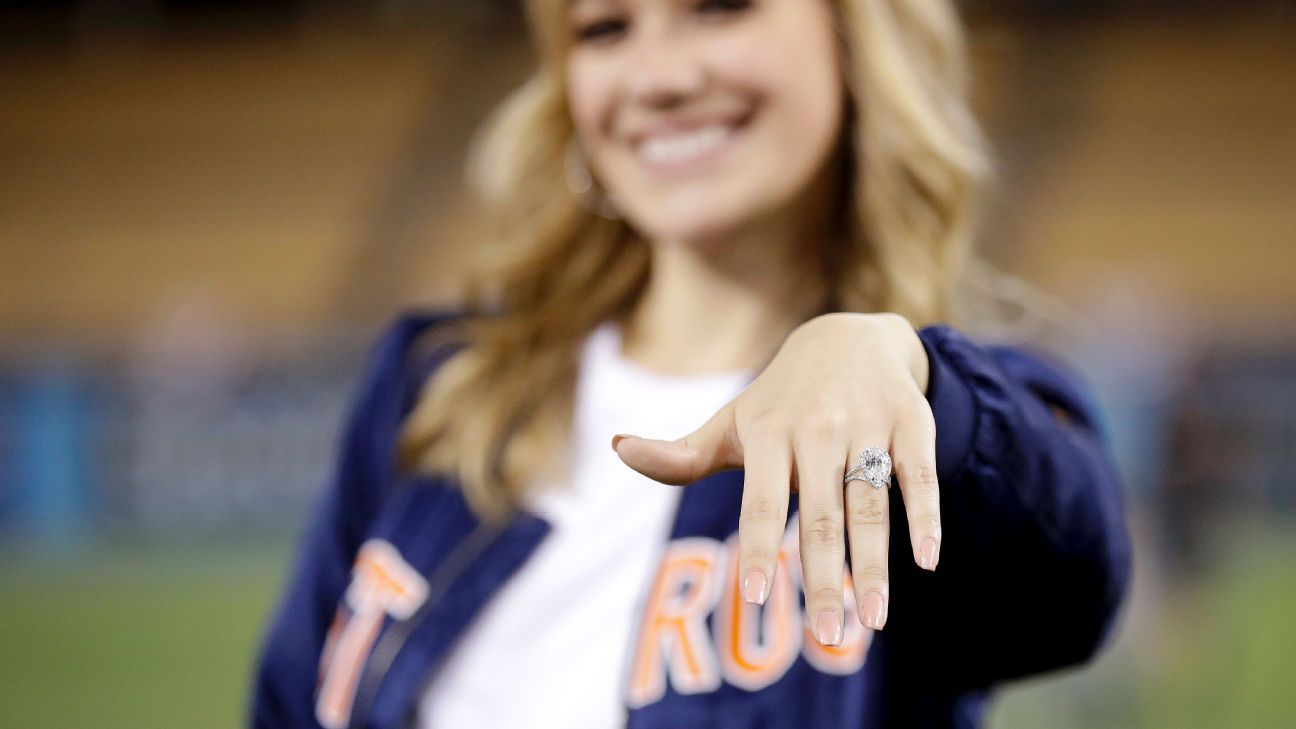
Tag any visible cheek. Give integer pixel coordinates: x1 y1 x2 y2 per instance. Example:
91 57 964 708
714 34 841 157
565 59 614 140
777 69 841 154
710 65 839 202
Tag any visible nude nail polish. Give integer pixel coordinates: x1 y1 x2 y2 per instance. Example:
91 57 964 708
816 610 842 646
743 570 768 605
862 590 885 630
919 537 939 570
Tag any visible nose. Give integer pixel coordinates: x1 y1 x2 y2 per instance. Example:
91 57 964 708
621 31 707 108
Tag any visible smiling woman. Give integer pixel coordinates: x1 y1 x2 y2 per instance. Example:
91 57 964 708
408 0 993 534
250 1 1132 728
564 0 845 244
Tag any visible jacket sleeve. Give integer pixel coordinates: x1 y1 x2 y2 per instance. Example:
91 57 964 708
247 310 457 728
883 323 1133 691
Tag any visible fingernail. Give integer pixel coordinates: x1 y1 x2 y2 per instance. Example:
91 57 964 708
742 570 768 605
815 610 842 646
862 590 886 630
611 434 632 451
919 537 939 571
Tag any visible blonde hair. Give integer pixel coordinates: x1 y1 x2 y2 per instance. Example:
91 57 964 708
396 0 1037 522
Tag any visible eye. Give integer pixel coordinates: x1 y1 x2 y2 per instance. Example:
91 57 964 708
696 0 752 15
571 0 751 45
573 16 628 44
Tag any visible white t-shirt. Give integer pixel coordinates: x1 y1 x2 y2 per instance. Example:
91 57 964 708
417 319 753 729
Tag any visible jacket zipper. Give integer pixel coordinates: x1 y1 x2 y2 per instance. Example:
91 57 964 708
346 518 507 729
350 475 700 728
373 516 658 726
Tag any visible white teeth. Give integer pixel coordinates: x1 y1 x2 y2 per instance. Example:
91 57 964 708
638 124 733 166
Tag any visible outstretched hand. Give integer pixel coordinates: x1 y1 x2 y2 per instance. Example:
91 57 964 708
611 312 940 646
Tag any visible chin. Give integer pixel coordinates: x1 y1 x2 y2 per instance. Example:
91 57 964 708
637 217 741 251
625 198 757 249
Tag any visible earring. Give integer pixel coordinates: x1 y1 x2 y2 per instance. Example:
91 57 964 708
564 136 621 220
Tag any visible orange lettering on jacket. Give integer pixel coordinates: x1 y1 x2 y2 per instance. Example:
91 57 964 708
713 529 801 690
316 540 429 729
626 537 725 708
626 522 871 708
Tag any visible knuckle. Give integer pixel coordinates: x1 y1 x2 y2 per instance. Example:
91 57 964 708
846 495 888 528
803 515 843 548
801 409 848 440
879 385 911 411
852 563 889 585
809 584 843 604
739 547 779 570
898 460 940 494
907 405 937 436
678 431 700 451
741 494 783 524
918 511 943 533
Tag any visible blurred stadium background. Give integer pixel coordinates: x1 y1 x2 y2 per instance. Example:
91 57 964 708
2 0 1294 726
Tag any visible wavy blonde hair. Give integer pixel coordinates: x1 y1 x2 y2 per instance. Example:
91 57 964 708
396 0 1040 522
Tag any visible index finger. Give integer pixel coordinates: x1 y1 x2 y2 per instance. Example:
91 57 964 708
736 423 792 606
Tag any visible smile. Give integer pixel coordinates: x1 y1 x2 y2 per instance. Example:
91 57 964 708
633 116 749 177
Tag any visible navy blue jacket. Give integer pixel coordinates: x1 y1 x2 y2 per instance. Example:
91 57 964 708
249 307 1132 729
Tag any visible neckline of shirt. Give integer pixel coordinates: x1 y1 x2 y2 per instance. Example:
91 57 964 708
586 319 757 389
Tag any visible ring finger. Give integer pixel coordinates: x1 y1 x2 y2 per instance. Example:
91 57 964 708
844 437 893 630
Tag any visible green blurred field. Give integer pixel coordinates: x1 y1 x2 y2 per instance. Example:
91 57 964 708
992 520 1296 729
2 523 1294 728
0 538 293 729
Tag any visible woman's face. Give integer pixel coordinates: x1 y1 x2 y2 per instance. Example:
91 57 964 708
564 0 845 246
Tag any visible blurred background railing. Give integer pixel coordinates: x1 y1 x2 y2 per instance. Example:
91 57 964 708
2 1 1294 727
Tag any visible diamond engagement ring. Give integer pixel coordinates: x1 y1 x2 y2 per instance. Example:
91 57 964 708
844 447 893 490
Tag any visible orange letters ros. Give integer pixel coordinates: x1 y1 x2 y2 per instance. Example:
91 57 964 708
628 521 870 708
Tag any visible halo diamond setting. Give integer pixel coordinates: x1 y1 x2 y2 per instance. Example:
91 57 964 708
844 447 893 490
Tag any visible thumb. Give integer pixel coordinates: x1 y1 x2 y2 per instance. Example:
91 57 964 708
611 401 741 485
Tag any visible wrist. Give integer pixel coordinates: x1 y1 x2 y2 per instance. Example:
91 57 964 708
908 325 931 395
877 313 929 394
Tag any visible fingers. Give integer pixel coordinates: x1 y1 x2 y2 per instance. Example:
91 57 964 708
793 416 852 646
613 367 941 652
892 405 942 572
612 399 742 485
737 423 792 606
845 438 891 631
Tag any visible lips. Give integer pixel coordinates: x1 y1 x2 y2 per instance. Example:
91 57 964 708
628 111 750 147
